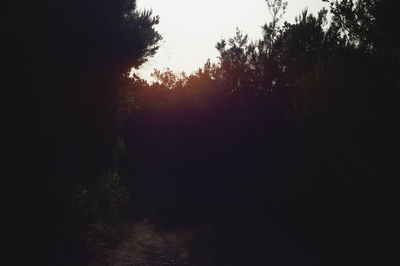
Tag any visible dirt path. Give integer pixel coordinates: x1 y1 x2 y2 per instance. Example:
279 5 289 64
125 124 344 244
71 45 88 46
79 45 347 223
88 207 301 266
90 216 195 266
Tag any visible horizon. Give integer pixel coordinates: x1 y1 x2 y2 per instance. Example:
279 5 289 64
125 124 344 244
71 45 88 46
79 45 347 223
136 0 329 80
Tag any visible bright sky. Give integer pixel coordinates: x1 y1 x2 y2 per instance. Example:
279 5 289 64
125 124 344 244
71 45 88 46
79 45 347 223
136 0 329 80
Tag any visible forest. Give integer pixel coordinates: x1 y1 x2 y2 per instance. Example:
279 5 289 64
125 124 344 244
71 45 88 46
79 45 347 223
4 0 399 265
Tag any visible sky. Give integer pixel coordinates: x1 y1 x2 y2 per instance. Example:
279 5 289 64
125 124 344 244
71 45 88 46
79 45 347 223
135 0 330 80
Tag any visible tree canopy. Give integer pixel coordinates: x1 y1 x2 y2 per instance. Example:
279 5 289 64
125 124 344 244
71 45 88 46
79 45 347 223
5 0 399 265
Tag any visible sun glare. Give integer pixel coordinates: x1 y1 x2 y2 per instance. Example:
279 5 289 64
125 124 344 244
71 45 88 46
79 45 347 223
136 0 329 80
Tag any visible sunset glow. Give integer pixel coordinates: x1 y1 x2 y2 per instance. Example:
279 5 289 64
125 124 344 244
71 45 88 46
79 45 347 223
136 0 329 80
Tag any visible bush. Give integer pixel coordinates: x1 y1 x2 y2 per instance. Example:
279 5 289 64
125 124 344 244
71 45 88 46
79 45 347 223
72 171 130 224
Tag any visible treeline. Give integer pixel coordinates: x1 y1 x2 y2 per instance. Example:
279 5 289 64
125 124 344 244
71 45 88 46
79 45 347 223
4 0 399 265
124 0 399 203
121 1 399 264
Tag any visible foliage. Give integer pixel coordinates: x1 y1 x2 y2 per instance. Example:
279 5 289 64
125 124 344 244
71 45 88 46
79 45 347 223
122 0 398 215
5 0 399 264
72 171 130 224
5 0 161 264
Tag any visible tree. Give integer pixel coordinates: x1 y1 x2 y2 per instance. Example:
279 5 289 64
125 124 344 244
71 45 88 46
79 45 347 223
5 0 162 264
263 0 288 55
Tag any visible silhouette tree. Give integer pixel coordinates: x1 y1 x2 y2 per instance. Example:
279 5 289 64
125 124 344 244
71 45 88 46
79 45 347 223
5 0 399 264
5 0 161 264
121 2 398 264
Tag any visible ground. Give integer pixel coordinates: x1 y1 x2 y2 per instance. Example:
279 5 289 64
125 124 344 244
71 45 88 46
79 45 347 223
90 213 196 266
